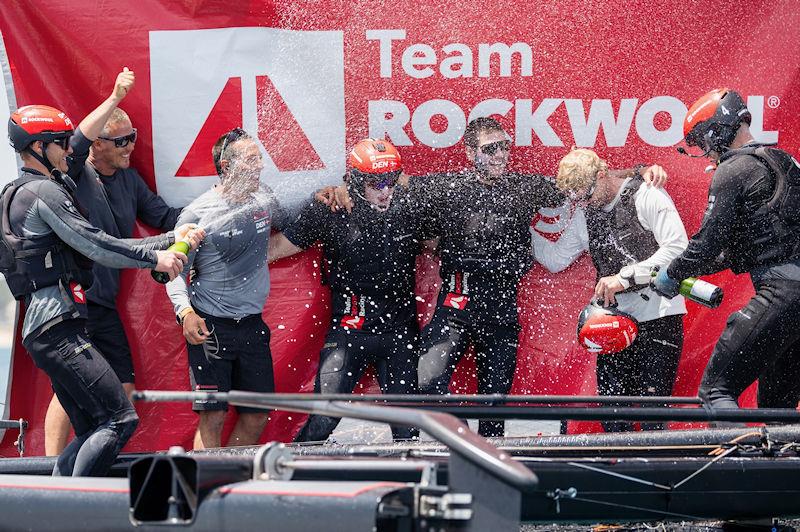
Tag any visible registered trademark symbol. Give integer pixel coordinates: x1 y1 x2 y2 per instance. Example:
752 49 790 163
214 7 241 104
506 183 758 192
767 95 781 109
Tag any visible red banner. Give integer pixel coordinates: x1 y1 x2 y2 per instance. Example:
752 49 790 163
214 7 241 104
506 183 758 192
1 0 798 455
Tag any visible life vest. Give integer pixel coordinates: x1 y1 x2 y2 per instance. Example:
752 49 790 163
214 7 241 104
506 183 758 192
0 172 90 300
717 146 800 273
586 176 658 288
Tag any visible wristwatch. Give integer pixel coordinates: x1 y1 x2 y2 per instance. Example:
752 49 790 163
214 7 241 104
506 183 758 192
176 307 195 326
619 265 636 288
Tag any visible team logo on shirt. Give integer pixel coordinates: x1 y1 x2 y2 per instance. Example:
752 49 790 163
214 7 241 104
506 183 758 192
443 272 470 310
253 210 271 234
69 281 86 304
341 294 366 330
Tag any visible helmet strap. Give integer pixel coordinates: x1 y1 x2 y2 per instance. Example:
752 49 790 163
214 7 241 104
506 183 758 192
24 142 76 194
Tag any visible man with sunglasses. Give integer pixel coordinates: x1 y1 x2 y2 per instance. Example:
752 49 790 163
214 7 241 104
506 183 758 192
269 138 427 442
327 118 655 437
653 89 800 413
2 104 193 476
44 68 183 456
166 128 286 449
535 148 687 432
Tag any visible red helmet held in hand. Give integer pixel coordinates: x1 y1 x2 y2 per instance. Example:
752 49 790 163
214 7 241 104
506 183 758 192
683 89 751 154
8 105 74 152
577 301 639 355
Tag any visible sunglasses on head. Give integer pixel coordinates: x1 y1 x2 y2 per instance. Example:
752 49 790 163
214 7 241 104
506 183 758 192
220 128 249 161
479 140 511 155
365 170 401 190
99 128 137 148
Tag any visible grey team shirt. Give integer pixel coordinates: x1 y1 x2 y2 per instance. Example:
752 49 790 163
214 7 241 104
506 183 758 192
166 187 283 319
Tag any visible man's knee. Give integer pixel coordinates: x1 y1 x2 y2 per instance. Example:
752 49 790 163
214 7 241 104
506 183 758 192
114 410 139 443
238 412 268 431
198 410 226 433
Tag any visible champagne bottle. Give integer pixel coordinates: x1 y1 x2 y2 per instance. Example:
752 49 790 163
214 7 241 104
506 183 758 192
679 277 723 308
650 267 723 308
151 240 190 284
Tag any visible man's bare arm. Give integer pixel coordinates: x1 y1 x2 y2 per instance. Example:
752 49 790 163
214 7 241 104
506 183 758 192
268 232 304 263
77 67 135 141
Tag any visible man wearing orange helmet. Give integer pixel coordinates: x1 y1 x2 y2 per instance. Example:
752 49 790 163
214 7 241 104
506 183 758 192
269 138 426 442
653 89 800 412
1 104 196 476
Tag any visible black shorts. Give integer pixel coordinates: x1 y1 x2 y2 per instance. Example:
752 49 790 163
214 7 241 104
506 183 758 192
86 302 135 384
187 311 274 413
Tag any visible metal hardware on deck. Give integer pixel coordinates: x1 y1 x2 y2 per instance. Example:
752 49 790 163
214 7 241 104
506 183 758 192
548 487 577 514
419 492 472 520
0 418 27 456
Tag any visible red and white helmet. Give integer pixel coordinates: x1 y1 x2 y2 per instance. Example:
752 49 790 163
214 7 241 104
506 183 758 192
576 302 639 355
8 105 74 152
349 138 402 174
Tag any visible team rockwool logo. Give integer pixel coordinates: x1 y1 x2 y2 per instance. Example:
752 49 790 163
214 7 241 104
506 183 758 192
150 28 346 209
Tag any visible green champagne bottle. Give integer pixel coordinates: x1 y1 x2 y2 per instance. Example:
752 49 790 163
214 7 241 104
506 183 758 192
679 277 723 308
650 267 723 308
151 240 191 284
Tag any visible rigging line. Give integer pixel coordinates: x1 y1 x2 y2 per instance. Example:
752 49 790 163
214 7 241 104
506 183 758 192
565 495 705 521
671 445 739 490
516 456 672 490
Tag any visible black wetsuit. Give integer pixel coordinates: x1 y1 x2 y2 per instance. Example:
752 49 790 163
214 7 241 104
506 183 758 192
2 169 173 476
71 128 180 383
667 144 800 410
284 188 427 441
414 171 563 437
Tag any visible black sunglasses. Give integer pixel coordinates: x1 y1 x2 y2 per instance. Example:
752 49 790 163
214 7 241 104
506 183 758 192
479 140 511 155
365 170 401 190
51 136 72 150
99 128 137 148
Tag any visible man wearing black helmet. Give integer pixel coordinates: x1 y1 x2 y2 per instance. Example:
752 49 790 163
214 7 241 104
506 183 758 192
1 105 196 476
269 138 425 442
653 89 800 411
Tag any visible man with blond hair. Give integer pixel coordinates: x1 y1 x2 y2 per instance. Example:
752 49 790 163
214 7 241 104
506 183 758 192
536 149 688 431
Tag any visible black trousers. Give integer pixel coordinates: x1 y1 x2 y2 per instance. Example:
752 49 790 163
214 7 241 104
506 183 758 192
86 302 135 384
417 307 519 438
596 314 684 432
295 324 419 442
23 319 138 477
700 278 800 410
